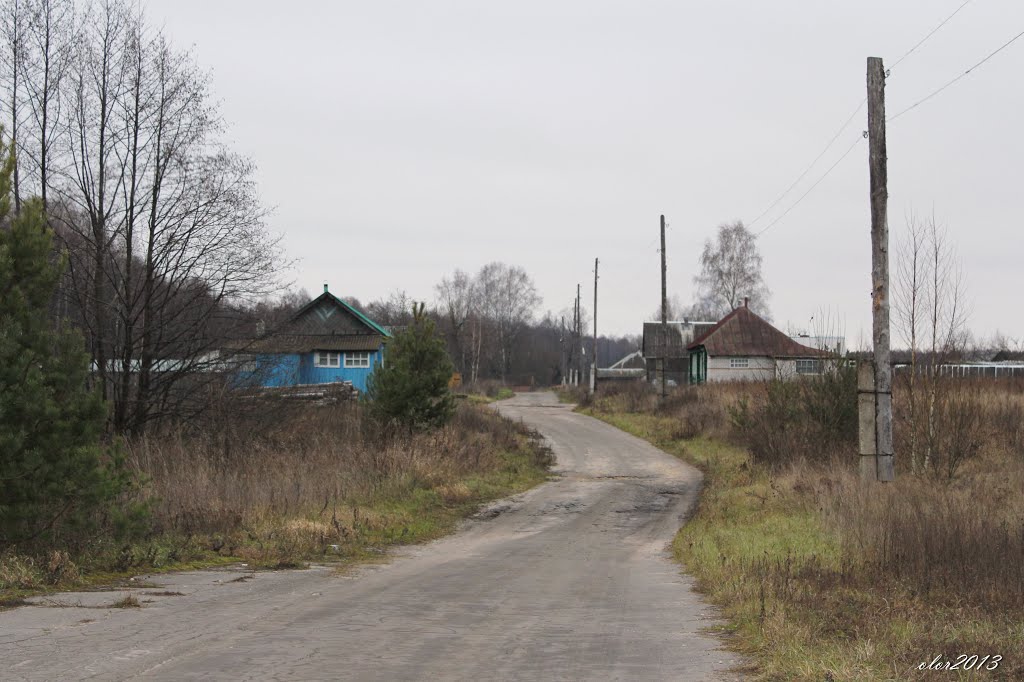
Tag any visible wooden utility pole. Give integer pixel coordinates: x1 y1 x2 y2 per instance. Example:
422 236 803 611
560 315 567 386
660 214 668 400
575 284 581 386
591 258 599 394
861 56 896 482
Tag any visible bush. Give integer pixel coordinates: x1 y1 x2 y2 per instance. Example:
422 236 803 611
729 364 857 467
365 302 456 430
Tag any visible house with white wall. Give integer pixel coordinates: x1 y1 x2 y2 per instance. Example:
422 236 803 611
687 300 831 383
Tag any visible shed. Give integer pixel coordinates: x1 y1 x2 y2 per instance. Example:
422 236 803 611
641 321 717 385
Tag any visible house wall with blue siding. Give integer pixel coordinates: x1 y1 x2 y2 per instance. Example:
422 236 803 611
238 353 302 388
297 348 384 391
245 347 384 391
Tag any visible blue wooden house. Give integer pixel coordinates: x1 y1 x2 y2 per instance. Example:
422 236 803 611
237 285 390 392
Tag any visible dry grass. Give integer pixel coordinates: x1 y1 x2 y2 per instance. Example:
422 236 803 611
1 399 552 595
107 593 141 609
584 378 1024 680
120 400 550 567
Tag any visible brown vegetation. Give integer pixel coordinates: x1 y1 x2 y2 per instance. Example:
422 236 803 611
582 377 1024 679
1 399 551 594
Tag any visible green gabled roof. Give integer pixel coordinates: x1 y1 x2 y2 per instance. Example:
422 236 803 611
290 291 391 338
327 292 391 337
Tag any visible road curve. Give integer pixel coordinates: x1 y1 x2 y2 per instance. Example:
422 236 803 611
0 391 742 681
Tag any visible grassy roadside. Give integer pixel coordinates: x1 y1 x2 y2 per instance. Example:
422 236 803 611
579 400 1023 681
1 403 551 607
462 387 515 404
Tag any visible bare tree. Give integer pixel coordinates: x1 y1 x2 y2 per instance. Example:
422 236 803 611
894 215 926 471
646 294 684 322
0 0 29 210
60 0 132 405
0 0 285 433
893 214 969 474
366 289 415 328
692 220 771 319
21 0 75 208
923 219 968 471
435 269 475 375
476 262 541 381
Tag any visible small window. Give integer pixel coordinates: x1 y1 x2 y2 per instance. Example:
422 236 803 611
796 359 823 375
344 351 371 368
729 357 749 369
235 354 257 373
315 351 340 368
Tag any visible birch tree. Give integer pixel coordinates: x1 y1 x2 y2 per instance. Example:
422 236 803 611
692 220 771 319
894 214 969 474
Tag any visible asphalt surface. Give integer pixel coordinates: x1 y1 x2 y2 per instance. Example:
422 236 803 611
0 392 743 681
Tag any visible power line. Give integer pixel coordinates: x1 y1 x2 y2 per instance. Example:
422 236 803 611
888 26 1024 123
746 2 976 232
756 136 864 236
747 99 865 230
889 0 974 72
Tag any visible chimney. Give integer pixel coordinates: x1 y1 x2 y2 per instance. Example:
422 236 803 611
323 282 329 294
743 297 749 308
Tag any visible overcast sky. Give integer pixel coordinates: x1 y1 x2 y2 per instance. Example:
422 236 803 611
146 0 1023 344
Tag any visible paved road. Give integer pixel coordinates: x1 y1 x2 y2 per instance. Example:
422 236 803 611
0 392 742 681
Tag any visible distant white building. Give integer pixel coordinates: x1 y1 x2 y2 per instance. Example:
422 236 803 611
789 334 845 356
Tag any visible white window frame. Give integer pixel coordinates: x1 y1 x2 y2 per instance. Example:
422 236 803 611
344 351 371 368
796 359 823 375
314 351 340 368
729 357 749 369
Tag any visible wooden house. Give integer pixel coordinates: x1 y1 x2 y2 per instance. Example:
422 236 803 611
687 300 830 383
641 320 717 385
236 285 390 392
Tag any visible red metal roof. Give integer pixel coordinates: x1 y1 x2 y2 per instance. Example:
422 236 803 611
687 305 830 358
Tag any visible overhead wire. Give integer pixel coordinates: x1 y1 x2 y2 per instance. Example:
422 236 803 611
888 26 1024 123
746 0 979 235
888 0 973 72
755 136 864 236
746 98 865 230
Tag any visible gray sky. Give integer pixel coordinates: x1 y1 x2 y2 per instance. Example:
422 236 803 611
147 0 1024 344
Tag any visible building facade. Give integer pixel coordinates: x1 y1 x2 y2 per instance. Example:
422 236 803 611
687 302 830 384
236 286 390 392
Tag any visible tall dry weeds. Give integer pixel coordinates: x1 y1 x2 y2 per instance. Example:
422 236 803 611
126 401 534 538
822 462 1024 611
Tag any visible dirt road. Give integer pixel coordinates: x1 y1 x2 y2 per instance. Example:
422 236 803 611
0 392 741 680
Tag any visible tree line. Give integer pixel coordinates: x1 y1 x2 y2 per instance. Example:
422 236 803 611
259 262 639 389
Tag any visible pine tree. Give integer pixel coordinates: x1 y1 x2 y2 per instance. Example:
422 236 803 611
0 141 135 549
365 302 456 430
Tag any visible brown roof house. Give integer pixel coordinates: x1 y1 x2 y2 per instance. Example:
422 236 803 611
687 299 831 383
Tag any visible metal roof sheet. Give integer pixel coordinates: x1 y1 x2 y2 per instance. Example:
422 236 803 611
687 306 830 358
228 334 385 353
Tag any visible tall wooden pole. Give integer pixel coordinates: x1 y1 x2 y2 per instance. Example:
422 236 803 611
592 258 599 394
560 315 567 386
865 56 895 482
575 283 581 386
660 214 668 399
